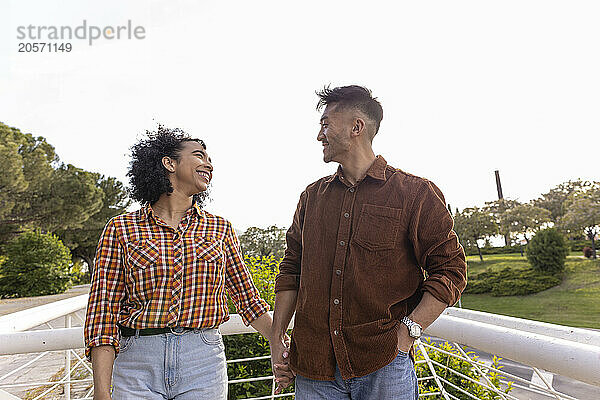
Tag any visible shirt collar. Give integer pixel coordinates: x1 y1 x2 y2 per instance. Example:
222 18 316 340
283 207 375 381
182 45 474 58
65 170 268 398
139 203 152 222
366 155 387 181
138 201 204 222
191 201 204 218
324 155 388 184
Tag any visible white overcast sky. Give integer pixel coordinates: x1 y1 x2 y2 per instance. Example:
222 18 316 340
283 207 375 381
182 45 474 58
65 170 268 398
1 0 599 231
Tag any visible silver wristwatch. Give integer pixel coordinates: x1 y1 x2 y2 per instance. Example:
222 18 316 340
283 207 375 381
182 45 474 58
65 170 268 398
401 316 423 339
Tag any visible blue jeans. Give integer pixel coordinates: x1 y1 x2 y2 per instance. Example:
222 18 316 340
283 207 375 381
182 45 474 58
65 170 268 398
111 328 227 400
295 350 419 400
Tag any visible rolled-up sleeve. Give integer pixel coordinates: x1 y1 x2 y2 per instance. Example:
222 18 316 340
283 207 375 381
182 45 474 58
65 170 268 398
223 221 270 325
275 190 306 293
84 219 125 360
409 180 467 306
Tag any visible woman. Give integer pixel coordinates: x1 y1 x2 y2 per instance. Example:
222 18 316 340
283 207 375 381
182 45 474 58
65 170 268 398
84 126 273 399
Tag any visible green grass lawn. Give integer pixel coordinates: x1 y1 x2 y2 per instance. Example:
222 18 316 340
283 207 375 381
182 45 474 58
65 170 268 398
460 253 600 329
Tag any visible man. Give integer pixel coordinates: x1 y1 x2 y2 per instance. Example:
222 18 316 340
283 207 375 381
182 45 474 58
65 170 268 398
270 86 467 399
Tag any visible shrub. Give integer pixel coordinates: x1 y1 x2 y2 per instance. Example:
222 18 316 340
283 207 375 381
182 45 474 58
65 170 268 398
583 246 594 258
225 255 294 399
0 230 72 298
464 245 522 257
416 339 513 399
465 267 562 296
70 260 91 285
526 228 570 274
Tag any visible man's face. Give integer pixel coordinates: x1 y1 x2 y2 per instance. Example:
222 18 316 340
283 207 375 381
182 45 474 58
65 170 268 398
172 141 213 195
317 104 353 163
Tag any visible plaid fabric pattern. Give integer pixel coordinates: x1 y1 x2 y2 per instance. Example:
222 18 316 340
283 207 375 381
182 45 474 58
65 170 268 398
84 203 269 359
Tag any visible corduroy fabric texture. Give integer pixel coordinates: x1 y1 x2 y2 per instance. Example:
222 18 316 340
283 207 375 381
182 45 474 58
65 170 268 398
275 156 467 381
85 202 269 360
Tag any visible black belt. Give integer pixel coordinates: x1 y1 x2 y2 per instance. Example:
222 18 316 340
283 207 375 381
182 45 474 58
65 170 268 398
119 325 195 337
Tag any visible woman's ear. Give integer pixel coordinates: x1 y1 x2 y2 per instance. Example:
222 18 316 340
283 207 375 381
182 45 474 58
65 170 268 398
162 156 176 173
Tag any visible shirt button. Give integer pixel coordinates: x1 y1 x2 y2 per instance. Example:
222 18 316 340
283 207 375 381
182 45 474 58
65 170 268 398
339 241 345 246
336 269 342 276
344 212 350 218
334 298 340 305
349 188 355 193
334 330 339 336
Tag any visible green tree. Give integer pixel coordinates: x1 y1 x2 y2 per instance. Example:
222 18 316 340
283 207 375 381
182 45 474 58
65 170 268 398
0 122 104 239
527 228 570 274
239 225 287 259
501 203 552 244
559 185 600 259
534 179 591 223
57 175 131 270
0 122 57 231
453 207 498 261
33 164 104 231
484 199 520 245
0 125 29 220
0 230 72 298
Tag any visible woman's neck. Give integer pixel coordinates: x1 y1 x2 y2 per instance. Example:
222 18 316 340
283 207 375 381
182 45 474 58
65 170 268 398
151 191 194 229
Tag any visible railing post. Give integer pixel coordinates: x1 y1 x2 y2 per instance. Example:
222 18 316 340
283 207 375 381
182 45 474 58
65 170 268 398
64 314 71 400
270 378 276 400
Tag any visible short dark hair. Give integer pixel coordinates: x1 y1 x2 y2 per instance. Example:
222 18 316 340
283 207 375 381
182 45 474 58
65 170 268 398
127 125 209 206
316 85 384 134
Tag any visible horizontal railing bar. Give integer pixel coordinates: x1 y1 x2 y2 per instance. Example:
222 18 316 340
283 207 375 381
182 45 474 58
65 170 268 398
228 375 274 384
425 315 600 387
227 355 270 363
443 308 600 347
0 295 89 333
0 378 92 388
239 393 295 400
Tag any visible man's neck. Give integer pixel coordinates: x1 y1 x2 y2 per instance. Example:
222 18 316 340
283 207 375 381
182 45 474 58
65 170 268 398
339 150 377 186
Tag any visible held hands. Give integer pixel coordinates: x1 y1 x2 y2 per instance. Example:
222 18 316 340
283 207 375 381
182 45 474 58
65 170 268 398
270 333 295 394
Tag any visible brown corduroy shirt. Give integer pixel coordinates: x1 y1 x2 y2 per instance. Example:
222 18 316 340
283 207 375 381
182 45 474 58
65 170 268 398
274 156 467 381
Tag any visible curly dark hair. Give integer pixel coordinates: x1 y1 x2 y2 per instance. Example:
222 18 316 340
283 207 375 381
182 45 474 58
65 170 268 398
316 85 384 134
127 125 209 206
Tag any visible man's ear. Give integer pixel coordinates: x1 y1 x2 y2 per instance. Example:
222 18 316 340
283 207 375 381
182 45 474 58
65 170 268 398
162 156 176 173
352 118 365 136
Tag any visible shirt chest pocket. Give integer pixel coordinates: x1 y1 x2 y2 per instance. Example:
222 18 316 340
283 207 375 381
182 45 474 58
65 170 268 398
195 237 225 283
125 239 162 299
126 239 160 269
353 204 403 251
196 237 224 263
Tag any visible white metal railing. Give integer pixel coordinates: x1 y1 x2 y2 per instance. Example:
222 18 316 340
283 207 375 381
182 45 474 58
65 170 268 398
0 295 599 399
427 310 600 387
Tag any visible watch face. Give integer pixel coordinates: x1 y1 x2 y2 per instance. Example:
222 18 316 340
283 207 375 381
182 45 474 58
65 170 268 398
410 325 421 337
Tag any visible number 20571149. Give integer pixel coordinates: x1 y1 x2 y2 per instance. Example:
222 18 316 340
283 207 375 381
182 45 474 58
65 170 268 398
18 43 72 52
